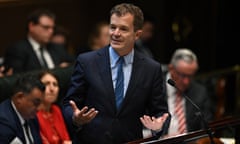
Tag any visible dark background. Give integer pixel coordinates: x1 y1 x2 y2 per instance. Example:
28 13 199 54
0 0 238 73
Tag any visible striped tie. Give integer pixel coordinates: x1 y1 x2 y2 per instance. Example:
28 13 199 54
175 92 187 134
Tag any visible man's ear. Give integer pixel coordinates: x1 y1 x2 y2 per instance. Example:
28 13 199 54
14 92 25 102
135 30 142 40
28 22 36 32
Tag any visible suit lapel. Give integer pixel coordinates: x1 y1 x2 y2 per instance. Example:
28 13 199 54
96 48 146 114
96 47 116 110
7 100 27 143
26 39 43 67
118 52 145 113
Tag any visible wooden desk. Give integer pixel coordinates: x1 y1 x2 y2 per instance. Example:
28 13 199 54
127 116 240 144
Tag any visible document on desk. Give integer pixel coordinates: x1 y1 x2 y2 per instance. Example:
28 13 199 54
10 137 23 144
220 137 235 144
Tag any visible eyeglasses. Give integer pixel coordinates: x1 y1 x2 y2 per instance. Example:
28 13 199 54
174 68 194 79
38 23 55 30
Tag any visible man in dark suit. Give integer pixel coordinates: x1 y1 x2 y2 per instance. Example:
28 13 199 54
163 48 214 137
3 9 74 74
0 72 45 144
62 3 170 144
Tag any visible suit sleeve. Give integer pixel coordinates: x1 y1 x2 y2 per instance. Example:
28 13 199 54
147 63 171 136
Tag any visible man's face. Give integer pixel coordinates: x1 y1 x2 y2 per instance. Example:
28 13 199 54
109 13 142 56
29 16 55 44
169 60 198 92
18 88 43 119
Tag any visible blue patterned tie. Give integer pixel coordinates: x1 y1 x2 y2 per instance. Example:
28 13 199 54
115 57 124 110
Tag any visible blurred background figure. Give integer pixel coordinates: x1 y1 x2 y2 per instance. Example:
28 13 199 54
88 21 110 51
77 21 110 54
37 70 72 144
3 9 74 74
163 48 214 137
51 25 76 60
135 17 155 59
51 25 69 47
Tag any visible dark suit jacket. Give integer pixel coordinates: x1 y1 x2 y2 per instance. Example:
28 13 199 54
62 46 170 144
0 99 42 144
184 81 214 131
3 39 74 74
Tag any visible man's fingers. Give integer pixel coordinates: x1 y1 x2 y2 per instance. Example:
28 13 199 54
82 108 98 118
156 113 169 123
85 108 98 116
69 100 78 112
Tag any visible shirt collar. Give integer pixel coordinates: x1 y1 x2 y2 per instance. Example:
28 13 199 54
166 72 177 98
11 101 25 125
28 36 41 52
109 46 134 68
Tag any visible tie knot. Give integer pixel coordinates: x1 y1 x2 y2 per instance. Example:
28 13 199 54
118 57 124 65
175 91 183 101
40 45 47 50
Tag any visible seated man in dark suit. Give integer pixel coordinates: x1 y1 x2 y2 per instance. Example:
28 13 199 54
3 9 74 74
0 72 45 144
163 48 214 137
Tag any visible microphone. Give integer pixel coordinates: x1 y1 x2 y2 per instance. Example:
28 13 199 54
167 79 215 144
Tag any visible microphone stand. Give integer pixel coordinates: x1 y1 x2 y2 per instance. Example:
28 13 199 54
182 94 215 144
167 79 215 144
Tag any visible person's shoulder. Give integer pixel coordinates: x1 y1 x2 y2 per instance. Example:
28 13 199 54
4 40 32 61
76 50 96 60
135 50 160 65
191 80 208 91
0 99 11 109
0 99 14 122
77 46 107 58
7 39 30 51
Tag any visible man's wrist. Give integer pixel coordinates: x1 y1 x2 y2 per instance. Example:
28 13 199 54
72 115 83 131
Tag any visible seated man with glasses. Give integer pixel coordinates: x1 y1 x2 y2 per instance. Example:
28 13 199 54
162 48 214 138
3 9 74 74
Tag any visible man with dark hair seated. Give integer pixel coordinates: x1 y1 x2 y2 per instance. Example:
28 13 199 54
0 72 45 143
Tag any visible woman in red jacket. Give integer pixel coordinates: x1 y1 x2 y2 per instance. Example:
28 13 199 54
37 70 71 144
